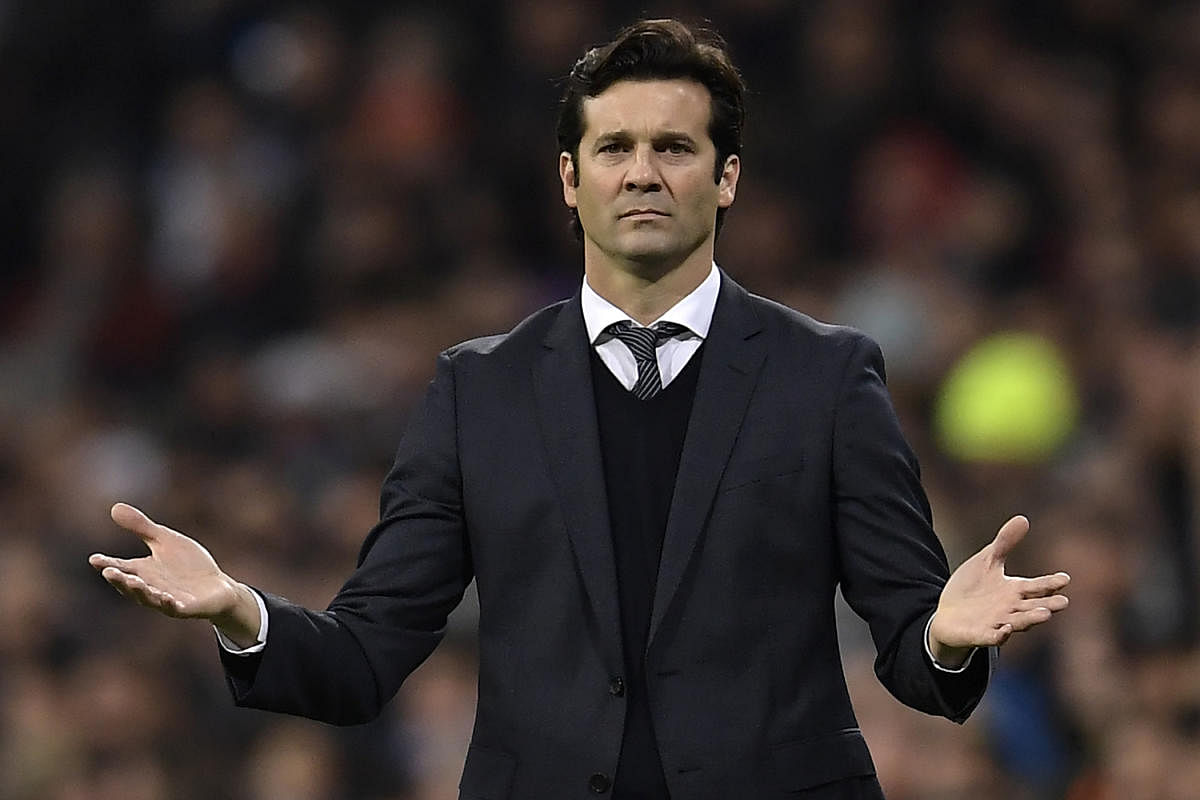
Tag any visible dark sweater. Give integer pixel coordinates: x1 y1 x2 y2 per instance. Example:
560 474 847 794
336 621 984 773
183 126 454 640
591 345 704 800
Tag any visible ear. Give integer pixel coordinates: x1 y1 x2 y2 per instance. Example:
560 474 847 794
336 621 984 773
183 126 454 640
717 154 740 208
559 152 578 209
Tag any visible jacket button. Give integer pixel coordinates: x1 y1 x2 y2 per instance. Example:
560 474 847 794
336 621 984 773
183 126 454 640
588 772 611 793
608 676 625 697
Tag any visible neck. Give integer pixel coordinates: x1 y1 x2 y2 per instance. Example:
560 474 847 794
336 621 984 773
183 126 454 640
583 249 712 325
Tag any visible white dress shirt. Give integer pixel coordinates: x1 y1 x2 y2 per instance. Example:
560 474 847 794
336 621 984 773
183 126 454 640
582 262 719 390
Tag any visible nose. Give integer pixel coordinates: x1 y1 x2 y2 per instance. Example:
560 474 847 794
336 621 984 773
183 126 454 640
624 144 662 192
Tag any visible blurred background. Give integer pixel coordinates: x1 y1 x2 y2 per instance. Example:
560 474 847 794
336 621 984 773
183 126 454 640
3 0 1200 797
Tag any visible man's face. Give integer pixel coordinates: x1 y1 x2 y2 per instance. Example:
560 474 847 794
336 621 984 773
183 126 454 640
560 79 739 277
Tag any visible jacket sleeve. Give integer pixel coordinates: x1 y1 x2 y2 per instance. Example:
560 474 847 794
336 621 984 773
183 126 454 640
831 333 992 723
221 352 474 725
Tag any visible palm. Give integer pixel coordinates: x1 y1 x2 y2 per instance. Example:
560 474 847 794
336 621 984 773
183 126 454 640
931 516 1070 650
89 503 239 620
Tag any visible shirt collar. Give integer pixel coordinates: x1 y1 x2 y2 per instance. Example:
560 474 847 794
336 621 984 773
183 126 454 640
581 262 720 344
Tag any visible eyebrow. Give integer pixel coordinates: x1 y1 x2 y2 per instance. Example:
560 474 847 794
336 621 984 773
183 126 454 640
592 130 699 147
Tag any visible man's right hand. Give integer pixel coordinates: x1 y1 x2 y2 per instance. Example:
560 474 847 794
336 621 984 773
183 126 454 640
89 503 262 649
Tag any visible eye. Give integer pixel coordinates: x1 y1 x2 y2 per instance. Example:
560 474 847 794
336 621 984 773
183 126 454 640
663 141 692 155
598 142 626 154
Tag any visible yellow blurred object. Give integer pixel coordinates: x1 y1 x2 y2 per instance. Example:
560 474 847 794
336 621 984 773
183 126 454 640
934 332 1078 463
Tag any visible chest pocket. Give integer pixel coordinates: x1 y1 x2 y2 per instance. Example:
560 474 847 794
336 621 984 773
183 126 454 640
719 450 805 493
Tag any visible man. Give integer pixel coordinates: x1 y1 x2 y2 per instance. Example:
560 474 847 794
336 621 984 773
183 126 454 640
91 19 1069 799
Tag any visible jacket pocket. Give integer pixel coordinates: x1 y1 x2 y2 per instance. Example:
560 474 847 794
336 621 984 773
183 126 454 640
459 745 517 800
770 727 875 790
720 450 805 493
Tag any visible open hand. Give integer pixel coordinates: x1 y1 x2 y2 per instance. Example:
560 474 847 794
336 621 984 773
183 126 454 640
89 503 259 642
929 515 1070 663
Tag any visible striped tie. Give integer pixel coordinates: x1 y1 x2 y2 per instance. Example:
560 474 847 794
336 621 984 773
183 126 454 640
603 320 690 399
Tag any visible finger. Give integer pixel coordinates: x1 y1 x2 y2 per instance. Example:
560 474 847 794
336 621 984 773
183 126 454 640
110 503 162 545
100 567 151 599
161 594 188 617
989 515 1030 566
101 567 171 612
100 567 149 603
89 553 146 574
987 623 1014 646
157 592 183 617
100 567 193 618
1008 606 1055 632
1015 572 1071 597
1013 595 1069 614
102 568 142 604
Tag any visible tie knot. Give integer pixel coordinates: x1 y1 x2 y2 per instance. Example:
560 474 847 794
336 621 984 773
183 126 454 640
601 320 690 400
603 320 689 355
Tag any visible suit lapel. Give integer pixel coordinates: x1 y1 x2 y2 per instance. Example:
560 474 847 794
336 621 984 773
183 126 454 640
647 274 766 651
532 293 623 670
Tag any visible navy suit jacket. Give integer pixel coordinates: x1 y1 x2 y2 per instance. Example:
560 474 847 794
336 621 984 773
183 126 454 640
223 271 991 799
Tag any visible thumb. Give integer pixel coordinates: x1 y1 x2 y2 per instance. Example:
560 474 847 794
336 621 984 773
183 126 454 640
110 502 161 545
989 515 1030 566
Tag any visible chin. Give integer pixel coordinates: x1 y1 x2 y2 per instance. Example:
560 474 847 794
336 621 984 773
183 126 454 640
585 229 705 276
623 253 695 283
621 244 682 268
615 231 679 259
624 230 711 264
622 242 674 261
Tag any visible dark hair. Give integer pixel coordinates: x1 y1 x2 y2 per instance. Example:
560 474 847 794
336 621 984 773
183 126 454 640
556 18 746 238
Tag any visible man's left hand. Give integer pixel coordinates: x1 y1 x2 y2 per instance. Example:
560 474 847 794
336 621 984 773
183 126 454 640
928 515 1070 668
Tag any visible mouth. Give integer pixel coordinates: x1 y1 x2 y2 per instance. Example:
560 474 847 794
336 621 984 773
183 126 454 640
620 209 669 219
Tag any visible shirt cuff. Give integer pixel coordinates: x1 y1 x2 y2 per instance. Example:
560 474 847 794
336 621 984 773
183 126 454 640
214 588 268 655
924 614 977 674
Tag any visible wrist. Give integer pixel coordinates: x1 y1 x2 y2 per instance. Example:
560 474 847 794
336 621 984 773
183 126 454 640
212 581 261 649
927 612 971 669
929 639 972 669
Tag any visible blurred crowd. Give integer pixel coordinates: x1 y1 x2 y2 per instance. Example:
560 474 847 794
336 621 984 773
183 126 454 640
3 1 1200 798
